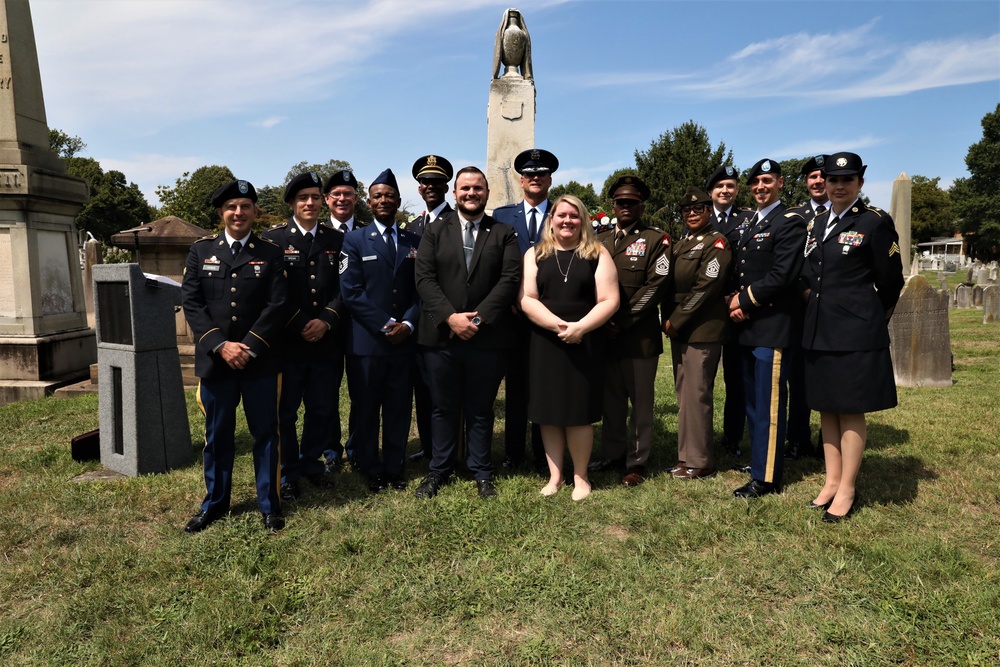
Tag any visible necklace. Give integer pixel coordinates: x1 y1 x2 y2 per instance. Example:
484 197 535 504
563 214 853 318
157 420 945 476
554 248 576 283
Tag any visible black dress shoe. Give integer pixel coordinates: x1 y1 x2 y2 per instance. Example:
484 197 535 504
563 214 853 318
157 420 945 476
408 450 427 462
587 457 625 473
808 500 832 511
324 458 342 474
822 498 857 523
368 477 388 494
733 479 780 499
305 473 335 488
721 439 742 458
280 481 301 501
476 478 498 499
415 474 445 499
184 509 222 533
501 456 522 469
387 476 407 491
262 512 285 532
785 442 802 461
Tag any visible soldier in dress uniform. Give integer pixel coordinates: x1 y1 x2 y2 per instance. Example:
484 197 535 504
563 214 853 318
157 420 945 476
728 159 808 499
589 175 672 487
181 179 288 533
663 186 732 480
261 172 343 501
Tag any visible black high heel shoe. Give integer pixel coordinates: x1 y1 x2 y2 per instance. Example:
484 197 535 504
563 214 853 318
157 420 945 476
808 500 832 511
822 498 857 523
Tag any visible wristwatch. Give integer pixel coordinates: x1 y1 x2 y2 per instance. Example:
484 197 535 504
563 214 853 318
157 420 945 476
471 316 482 326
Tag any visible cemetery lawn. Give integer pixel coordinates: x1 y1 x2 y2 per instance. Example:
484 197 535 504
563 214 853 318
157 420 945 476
1 309 997 667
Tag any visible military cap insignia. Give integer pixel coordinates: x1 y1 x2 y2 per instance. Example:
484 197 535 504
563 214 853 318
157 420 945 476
705 257 721 278
238 180 249 194
815 155 825 167
836 157 848 167
689 194 697 202
310 172 320 183
889 242 900 256
761 161 771 173
427 155 438 166
624 176 633 184
530 149 540 160
725 166 735 176
655 254 670 276
343 172 351 182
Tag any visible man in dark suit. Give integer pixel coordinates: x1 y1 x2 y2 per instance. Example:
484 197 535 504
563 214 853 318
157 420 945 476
490 148 558 473
728 159 807 498
406 155 454 462
340 169 421 492
181 179 288 533
322 170 364 471
707 165 753 461
261 172 343 501
413 166 521 499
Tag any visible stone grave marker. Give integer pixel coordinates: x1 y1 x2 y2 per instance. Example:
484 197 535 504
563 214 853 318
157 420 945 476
984 285 1000 324
889 274 952 387
956 285 972 308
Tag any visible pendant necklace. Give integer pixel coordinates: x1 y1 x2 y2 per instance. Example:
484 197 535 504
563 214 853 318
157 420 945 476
555 248 576 283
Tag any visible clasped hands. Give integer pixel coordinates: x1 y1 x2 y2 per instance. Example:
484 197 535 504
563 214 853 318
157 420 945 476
728 293 748 323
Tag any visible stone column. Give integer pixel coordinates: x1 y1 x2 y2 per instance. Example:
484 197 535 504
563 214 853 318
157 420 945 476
889 172 911 277
486 77 535 211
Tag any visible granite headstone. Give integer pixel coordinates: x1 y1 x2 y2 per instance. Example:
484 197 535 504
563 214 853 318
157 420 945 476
889 274 952 387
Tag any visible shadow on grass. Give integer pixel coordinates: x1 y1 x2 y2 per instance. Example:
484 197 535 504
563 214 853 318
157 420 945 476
861 452 937 507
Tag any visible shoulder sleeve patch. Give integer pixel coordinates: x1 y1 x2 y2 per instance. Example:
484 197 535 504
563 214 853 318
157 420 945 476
661 234 671 247
713 237 727 250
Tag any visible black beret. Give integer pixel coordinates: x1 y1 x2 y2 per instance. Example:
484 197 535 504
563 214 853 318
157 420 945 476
210 179 257 208
823 152 867 177
679 186 712 207
412 155 454 181
705 165 740 191
323 170 358 193
283 171 323 202
746 158 782 182
513 148 559 174
370 168 399 192
609 174 651 201
800 155 829 177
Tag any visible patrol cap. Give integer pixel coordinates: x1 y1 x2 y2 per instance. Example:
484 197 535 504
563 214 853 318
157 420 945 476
609 174 651 202
705 165 739 191
284 171 323 202
211 179 257 208
370 168 399 192
513 148 559 175
679 186 712 207
746 158 782 182
823 152 867 178
412 155 454 182
323 170 358 193
800 155 829 177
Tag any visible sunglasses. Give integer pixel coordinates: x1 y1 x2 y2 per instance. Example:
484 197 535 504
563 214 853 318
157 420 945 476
614 198 641 208
680 204 708 215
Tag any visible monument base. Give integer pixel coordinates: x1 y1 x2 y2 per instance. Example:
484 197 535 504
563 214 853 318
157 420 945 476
0 328 97 381
0 370 92 405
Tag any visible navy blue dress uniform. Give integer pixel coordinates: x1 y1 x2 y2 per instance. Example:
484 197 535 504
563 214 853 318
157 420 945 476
707 165 753 457
593 175 672 485
730 160 807 497
490 148 558 471
261 171 344 499
800 153 904 413
181 179 288 532
340 169 421 490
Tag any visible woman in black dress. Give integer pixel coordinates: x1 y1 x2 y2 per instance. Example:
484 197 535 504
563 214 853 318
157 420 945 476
520 195 619 500
800 152 904 522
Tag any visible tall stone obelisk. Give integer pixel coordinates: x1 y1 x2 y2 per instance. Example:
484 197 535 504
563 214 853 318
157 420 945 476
486 8 535 211
889 172 912 277
0 0 95 404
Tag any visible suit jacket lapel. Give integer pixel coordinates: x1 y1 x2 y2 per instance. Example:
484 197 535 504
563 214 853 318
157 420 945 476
468 217 493 275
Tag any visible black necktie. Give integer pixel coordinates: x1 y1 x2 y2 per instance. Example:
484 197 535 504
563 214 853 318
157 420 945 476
231 240 242 259
385 227 396 264
718 211 727 229
816 204 827 215
528 208 538 244
339 223 349 234
464 222 475 269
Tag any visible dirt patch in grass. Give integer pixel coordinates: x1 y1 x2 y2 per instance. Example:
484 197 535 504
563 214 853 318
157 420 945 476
605 524 630 541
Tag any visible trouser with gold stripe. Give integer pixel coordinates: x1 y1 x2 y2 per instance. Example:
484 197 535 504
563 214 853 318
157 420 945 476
739 345 788 486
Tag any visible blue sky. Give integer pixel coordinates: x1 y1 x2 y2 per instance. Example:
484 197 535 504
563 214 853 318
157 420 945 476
29 0 1000 215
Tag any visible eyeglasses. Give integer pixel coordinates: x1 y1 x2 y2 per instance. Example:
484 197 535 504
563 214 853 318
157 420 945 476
680 204 708 215
614 198 641 208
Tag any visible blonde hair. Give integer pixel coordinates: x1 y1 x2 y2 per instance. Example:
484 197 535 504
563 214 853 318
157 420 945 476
534 195 603 261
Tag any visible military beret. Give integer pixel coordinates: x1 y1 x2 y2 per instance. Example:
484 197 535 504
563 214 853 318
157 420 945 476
746 158 782 182
514 148 559 174
609 174 651 202
412 155 454 182
679 186 712 207
705 165 740 191
800 155 829 177
823 152 867 178
370 168 399 192
323 170 358 193
283 171 323 202
210 179 257 208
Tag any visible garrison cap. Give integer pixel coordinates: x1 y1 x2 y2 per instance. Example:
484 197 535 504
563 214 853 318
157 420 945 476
746 158 782 182
823 152 867 178
609 174 651 202
705 165 740 191
412 155 454 182
283 171 323 202
513 148 559 174
679 186 712 207
211 179 257 208
323 170 358 193
370 168 399 192
800 155 829 177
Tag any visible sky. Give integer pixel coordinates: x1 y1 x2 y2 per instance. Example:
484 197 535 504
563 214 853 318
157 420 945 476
26 0 1000 216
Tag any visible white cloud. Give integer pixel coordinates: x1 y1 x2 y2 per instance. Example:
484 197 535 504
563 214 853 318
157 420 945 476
250 117 286 129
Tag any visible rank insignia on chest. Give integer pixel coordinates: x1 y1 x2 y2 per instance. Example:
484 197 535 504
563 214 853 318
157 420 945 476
626 239 647 257
406 247 419 259
837 231 864 247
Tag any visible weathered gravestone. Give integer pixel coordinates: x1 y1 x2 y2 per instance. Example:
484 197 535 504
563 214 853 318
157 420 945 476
889 275 952 387
973 284 984 307
966 266 975 283
977 268 988 284
940 278 948 291
945 288 955 309
984 285 1000 324
956 285 972 308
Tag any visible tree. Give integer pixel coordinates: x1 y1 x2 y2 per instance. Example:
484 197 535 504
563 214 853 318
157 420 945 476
951 103 1000 261
779 157 810 208
549 180 600 210
634 121 733 237
280 159 372 223
156 165 235 230
65 157 152 242
910 175 956 244
48 128 86 159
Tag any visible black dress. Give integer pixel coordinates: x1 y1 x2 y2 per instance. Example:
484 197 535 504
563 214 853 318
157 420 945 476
528 250 603 426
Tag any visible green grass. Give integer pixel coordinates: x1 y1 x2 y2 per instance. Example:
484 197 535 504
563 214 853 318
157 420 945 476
1 309 998 666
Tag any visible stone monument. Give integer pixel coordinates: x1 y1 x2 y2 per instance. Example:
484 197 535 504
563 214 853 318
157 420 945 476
984 285 999 324
889 274 952 387
486 8 535 211
889 172 911 278
956 284 972 308
0 0 95 405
